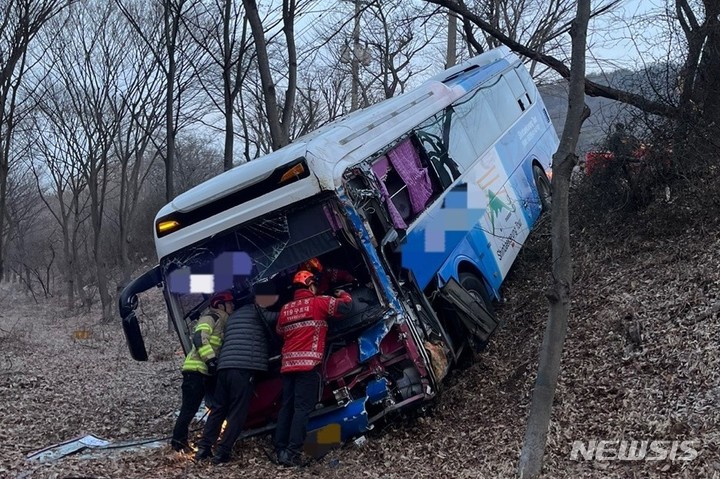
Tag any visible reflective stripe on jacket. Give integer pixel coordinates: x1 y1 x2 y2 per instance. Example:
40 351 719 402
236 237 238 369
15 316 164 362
182 308 228 374
276 288 352 373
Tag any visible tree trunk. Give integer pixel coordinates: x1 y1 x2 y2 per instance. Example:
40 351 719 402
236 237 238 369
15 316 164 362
118 227 132 287
164 0 178 202
446 10 457 68
243 0 290 150
517 1 591 478
62 226 75 309
281 0 297 140
696 2 720 146
94 253 113 322
222 0 235 171
90 185 112 321
224 80 234 170
118 157 131 287
0 166 6 282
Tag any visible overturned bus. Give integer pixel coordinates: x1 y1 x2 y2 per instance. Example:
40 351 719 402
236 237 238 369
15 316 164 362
119 46 558 453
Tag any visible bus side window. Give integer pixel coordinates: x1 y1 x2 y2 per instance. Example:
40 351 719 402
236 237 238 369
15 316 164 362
371 138 436 228
415 113 462 190
450 90 501 166
505 70 529 113
486 75 523 131
409 134 443 195
515 65 538 105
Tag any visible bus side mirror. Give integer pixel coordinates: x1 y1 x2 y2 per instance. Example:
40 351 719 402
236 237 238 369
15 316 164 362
123 312 148 361
118 266 162 318
118 265 162 362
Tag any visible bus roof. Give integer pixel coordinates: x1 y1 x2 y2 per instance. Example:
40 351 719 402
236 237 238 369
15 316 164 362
155 46 518 259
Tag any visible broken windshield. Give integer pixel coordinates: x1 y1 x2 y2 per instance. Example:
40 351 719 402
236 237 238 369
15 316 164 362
161 196 343 321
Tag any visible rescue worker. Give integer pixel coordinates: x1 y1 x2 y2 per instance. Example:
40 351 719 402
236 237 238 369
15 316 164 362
195 282 280 464
273 270 352 467
607 122 633 164
299 257 355 295
170 290 234 453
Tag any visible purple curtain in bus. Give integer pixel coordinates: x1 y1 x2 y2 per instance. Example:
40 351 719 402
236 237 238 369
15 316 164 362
372 156 408 229
387 138 433 215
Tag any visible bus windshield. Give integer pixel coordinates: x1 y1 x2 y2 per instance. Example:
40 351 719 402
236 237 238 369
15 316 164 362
160 195 370 322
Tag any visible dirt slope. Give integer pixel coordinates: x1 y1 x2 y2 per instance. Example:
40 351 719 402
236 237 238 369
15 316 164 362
1 185 718 479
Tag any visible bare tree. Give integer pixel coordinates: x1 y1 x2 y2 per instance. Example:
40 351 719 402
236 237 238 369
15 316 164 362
266 66 354 143
4 164 53 300
517 1 590 477
466 0 579 75
116 0 202 202
301 1 442 117
184 0 252 170
360 0 441 101
173 133 223 193
34 1 129 320
28 101 91 309
242 0 298 150
110 18 166 285
426 0 677 117
673 0 720 155
235 78 271 160
0 0 72 281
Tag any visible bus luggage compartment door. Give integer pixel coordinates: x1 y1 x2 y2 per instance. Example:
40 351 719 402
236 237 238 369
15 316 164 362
438 277 499 349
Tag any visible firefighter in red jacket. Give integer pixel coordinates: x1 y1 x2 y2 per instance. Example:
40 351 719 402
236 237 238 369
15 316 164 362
299 257 355 295
273 270 352 466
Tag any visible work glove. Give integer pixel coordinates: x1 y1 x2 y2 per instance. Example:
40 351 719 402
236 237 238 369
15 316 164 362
206 358 218 376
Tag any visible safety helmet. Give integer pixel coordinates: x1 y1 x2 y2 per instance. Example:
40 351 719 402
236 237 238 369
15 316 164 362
293 270 315 287
300 257 323 274
209 290 234 308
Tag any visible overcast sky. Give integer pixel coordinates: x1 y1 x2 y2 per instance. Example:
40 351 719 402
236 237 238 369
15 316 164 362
586 0 672 74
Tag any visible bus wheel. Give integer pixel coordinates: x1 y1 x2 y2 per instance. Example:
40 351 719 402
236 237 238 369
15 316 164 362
458 272 495 317
532 164 552 212
456 272 495 365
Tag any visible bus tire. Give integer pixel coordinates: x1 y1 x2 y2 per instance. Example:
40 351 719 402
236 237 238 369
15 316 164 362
458 272 495 317
454 272 495 367
532 164 552 212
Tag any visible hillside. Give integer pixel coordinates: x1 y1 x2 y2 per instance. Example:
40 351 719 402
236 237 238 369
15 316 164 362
1 174 718 478
539 69 658 152
540 81 625 152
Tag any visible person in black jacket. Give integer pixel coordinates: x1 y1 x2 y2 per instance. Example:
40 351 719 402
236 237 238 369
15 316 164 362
195 281 280 464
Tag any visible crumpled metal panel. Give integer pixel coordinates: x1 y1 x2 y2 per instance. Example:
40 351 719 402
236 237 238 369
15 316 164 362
338 194 403 310
304 397 370 458
365 377 390 405
339 195 405 363
26 435 166 463
26 435 110 463
358 314 393 362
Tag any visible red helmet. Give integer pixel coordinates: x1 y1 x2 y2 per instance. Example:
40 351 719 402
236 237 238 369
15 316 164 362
300 257 323 274
293 270 315 287
209 290 234 308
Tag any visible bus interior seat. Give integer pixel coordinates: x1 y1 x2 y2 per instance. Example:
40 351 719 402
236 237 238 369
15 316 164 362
327 286 383 339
